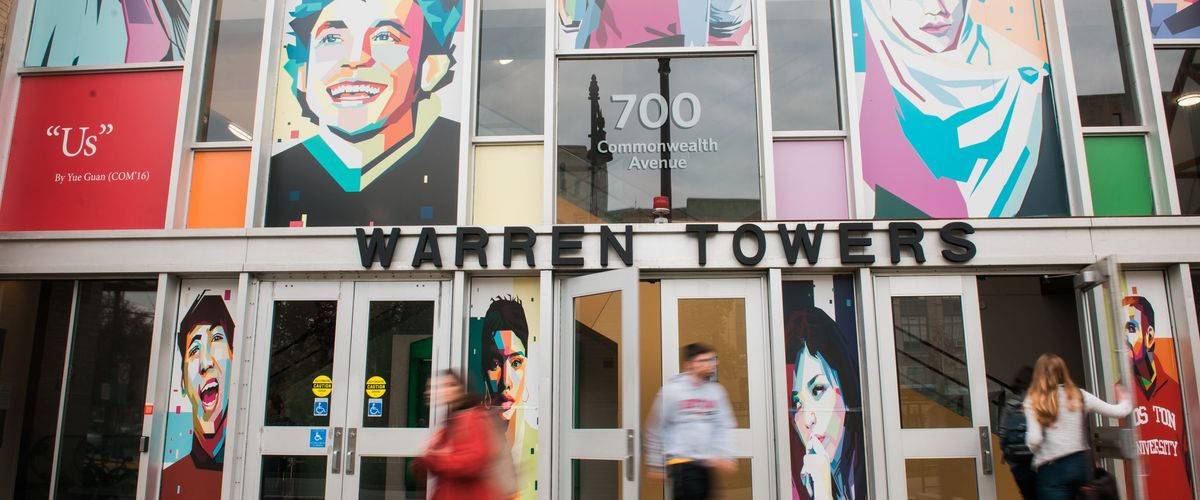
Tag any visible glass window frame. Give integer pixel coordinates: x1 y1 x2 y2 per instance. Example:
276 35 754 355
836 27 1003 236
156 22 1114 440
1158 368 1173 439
551 53 768 224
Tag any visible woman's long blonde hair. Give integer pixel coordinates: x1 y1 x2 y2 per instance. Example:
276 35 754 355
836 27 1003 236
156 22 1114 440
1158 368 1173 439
1027 354 1082 427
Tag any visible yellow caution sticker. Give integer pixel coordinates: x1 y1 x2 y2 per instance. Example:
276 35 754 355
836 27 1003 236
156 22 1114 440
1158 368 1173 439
365 376 387 398
312 375 333 397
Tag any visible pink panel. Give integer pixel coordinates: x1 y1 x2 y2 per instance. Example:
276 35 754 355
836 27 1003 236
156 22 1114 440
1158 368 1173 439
773 141 849 219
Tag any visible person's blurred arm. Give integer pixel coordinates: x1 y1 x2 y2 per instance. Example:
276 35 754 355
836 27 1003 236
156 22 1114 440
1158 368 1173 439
708 386 738 473
1084 385 1133 418
644 389 667 478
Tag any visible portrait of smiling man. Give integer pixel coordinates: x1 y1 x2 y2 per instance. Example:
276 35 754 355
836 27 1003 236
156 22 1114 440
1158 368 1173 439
266 0 463 227
161 293 235 499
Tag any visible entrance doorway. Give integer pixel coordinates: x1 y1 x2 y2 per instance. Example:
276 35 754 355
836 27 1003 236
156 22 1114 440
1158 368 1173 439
874 274 1087 499
243 281 451 499
556 270 770 499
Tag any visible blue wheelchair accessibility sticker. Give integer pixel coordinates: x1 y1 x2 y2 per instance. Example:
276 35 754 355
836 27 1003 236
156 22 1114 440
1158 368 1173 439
309 428 327 449
313 398 329 416
367 398 383 418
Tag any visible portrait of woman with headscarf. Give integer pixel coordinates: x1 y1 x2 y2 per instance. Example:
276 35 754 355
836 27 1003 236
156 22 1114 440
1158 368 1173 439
857 0 1069 219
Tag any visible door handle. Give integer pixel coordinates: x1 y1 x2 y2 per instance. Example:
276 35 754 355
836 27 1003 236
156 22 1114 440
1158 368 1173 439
978 426 993 475
331 427 344 474
346 428 358 475
624 429 635 481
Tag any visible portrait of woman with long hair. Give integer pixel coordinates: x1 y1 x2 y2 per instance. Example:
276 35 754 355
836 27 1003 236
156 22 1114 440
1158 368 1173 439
785 307 865 499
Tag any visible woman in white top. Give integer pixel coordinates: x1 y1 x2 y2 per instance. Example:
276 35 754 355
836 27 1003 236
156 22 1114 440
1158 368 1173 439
1023 353 1132 500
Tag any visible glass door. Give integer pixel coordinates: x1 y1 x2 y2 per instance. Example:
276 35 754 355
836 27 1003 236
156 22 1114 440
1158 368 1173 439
875 275 997 500
556 268 640 500
245 281 447 499
659 278 768 499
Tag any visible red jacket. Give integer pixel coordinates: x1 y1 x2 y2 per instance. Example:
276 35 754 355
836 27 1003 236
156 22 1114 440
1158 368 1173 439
417 406 503 500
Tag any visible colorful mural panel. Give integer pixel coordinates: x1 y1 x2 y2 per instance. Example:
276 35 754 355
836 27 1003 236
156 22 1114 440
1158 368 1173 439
266 0 465 227
853 0 1069 218
1148 0 1200 39
161 281 237 499
1122 271 1194 498
468 278 541 500
25 0 191 67
557 0 752 49
0 71 181 230
783 277 866 499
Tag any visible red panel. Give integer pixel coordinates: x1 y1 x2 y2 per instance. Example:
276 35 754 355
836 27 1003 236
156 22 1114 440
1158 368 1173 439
0 71 182 230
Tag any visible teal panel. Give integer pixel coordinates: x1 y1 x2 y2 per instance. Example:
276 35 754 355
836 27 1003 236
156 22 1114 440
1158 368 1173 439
1085 136 1154 216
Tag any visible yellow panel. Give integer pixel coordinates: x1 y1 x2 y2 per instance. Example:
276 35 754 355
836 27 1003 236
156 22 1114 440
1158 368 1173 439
473 144 544 224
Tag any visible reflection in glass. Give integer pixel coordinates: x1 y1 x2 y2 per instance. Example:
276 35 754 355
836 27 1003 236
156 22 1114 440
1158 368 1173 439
766 0 840 130
892 296 972 428
574 292 622 429
678 298 749 427
265 301 337 427
260 455 327 499
1156 48 1200 215
54 281 157 500
360 456 426 499
7 281 73 500
557 57 762 223
198 0 267 142
572 459 621 500
906 458 979 499
478 0 545 136
1064 0 1140 126
362 301 435 429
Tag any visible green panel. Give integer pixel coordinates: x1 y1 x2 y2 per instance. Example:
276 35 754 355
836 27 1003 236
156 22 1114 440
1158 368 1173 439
1085 136 1154 216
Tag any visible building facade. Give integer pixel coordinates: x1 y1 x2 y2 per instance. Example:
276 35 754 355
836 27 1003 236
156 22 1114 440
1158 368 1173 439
0 0 1198 499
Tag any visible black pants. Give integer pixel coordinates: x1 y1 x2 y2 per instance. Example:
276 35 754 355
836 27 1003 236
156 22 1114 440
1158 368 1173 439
1008 461 1038 499
669 462 712 500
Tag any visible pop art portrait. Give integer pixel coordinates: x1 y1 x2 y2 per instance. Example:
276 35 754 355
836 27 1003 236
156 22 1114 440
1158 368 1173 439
854 0 1069 218
782 278 865 500
266 0 464 227
557 0 752 49
161 285 237 499
468 278 541 499
25 0 191 67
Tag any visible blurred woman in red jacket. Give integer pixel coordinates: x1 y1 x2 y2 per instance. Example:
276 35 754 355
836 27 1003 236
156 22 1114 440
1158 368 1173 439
417 370 509 500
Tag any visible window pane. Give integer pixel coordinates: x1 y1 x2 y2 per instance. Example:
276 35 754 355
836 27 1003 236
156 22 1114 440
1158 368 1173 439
677 298 749 427
557 1 752 49
773 140 848 219
6 281 73 499
892 296 972 429
55 281 157 500
260 455 327 499
767 0 840 130
1084 135 1153 216
478 0 545 136
473 145 545 224
360 301 434 429
557 57 762 223
1155 48 1200 215
574 292 622 429
906 458 979 499
1064 0 1140 126
264 301 337 427
198 0 267 142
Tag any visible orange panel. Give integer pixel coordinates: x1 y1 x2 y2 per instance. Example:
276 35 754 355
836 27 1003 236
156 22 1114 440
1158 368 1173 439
186 150 251 228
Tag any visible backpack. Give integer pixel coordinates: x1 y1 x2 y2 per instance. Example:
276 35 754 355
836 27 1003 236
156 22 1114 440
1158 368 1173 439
998 394 1032 465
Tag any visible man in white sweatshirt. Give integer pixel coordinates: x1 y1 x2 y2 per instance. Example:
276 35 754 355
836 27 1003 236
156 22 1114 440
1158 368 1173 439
645 343 738 500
